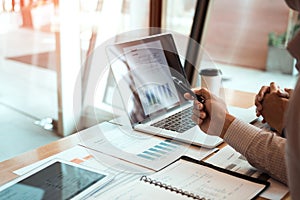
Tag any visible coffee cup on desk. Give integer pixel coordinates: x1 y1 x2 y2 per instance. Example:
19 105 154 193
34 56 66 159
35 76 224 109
199 68 222 97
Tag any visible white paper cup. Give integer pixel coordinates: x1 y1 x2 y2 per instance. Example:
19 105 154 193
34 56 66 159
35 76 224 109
199 68 222 97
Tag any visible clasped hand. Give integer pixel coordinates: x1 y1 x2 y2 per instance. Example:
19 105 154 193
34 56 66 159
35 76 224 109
255 82 292 134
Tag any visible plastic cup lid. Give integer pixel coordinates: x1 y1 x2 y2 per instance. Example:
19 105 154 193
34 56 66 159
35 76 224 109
199 68 222 76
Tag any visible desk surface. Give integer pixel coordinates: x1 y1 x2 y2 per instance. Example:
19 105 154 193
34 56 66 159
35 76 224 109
0 89 289 199
0 134 79 185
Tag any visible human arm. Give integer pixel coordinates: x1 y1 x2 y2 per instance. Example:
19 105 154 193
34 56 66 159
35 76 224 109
225 119 287 185
185 88 287 184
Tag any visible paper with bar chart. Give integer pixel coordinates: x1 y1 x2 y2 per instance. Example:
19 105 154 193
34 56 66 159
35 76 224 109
78 122 215 171
136 139 181 161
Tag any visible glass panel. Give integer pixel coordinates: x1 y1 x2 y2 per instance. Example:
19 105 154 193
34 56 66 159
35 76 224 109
163 0 298 94
79 0 151 129
164 0 196 36
0 0 152 138
0 1 58 123
0 0 60 161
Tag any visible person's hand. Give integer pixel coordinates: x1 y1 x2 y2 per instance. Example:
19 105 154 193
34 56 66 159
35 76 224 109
184 88 235 138
260 85 290 134
277 88 293 99
255 84 271 122
255 82 292 122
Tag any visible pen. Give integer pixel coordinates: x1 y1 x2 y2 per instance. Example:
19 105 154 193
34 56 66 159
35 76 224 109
172 77 206 104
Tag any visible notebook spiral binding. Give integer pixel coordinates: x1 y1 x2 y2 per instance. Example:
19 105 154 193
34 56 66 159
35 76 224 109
140 175 208 200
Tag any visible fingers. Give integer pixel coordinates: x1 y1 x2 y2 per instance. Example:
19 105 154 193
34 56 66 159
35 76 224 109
277 89 290 98
184 92 194 101
192 105 206 119
193 100 204 111
276 88 293 99
192 99 206 125
256 108 262 117
255 101 263 116
256 82 279 102
285 88 293 97
192 114 204 125
192 109 206 125
255 82 280 116
184 88 208 126
193 88 211 101
255 85 269 115
269 82 278 93
256 86 270 102
184 88 211 103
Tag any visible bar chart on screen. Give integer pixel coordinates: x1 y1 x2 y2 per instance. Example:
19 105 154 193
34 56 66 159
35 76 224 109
139 82 179 115
140 83 173 104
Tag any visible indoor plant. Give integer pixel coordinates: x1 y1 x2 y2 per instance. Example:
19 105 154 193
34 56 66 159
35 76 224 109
266 10 299 75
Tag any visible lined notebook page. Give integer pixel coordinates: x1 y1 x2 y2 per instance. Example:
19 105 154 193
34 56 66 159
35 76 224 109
97 158 267 200
149 159 266 199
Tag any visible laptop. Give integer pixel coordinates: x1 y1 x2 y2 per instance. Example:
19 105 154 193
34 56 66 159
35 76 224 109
106 33 223 148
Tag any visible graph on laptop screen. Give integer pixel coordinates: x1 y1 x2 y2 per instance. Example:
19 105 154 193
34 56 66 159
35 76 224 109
107 34 188 125
123 39 180 114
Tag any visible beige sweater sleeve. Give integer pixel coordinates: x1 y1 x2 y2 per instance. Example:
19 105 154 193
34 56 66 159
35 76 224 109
224 119 287 185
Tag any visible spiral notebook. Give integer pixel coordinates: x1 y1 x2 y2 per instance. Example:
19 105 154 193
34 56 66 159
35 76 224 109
106 156 269 200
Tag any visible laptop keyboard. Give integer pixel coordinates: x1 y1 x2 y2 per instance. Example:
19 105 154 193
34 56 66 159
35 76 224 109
150 106 196 133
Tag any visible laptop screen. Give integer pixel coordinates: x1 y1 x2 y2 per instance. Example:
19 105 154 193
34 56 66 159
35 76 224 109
106 33 190 125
